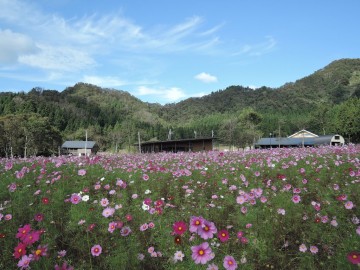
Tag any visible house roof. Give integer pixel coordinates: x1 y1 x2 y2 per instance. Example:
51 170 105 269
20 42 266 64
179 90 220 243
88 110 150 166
139 137 216 146
61 141 96 149
288 129 319 138
254 135 341 147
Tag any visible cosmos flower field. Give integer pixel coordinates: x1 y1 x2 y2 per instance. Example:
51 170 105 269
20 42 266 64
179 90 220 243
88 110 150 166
1 146 360 270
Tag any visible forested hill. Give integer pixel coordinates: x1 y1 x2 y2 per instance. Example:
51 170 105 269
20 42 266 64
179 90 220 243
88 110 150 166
0 58 360 156
162 58 360 121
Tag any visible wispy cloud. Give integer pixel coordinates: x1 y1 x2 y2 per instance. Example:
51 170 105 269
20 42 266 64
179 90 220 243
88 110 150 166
233 36 277 56
83 75 127 87
194 72 218 83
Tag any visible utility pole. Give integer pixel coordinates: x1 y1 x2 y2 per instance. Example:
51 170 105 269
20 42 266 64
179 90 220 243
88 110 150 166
85 130 88 156
138 131 141 153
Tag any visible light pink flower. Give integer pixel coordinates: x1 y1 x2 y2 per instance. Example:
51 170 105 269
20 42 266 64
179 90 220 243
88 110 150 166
91 245 102 256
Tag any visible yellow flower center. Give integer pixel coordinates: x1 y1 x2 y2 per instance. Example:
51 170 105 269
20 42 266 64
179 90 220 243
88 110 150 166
229 260 233 265
35 249 42 256
353 254 358 259
195 221 200 225
199 250 204 255
222 233 226 237
204 226 209 231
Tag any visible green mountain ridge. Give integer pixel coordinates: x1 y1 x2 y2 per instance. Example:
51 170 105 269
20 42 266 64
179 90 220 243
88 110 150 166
0 58 360 156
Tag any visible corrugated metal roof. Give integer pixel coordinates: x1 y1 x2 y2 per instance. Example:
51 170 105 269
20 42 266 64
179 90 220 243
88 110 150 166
255 135 341 147
61 141 96 149
139 137 216 145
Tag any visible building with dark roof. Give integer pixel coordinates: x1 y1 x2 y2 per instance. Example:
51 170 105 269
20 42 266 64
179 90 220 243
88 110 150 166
254 130 345 149
138 137 216 153
61 141 98 156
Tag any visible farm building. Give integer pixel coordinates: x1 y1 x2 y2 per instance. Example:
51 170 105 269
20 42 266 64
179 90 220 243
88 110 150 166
138 137 216 153
254 130 345 149
61 141 98 156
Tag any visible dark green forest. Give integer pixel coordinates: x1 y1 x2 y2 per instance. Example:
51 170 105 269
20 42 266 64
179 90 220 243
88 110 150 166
1 58 360 157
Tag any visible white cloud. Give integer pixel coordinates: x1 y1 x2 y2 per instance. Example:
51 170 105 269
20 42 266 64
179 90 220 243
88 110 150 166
137 86 187 102
18 44 95 72
83 75 127 87
0 29 37 65
194 72 218 83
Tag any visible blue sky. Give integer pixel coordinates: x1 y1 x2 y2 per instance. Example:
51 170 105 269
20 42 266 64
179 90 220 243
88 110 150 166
0 0 359 104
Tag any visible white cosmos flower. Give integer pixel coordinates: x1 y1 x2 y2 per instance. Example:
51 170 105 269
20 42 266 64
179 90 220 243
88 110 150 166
142 204 150 211
82 195 90 202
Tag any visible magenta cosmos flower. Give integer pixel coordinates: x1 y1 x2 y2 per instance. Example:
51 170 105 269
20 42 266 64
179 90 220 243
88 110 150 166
173 221 188 235
223 255 238 270
91 245 102 256
198 220 217 240
347 251 360 264
218 229 230 242
191 242 213 264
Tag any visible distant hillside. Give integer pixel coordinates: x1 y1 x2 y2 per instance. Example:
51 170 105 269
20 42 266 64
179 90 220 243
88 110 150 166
162 58 360 122
0 58 359 156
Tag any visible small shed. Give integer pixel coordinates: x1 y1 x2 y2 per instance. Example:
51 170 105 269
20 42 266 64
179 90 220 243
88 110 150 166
61 141 98 156
138 137 216 153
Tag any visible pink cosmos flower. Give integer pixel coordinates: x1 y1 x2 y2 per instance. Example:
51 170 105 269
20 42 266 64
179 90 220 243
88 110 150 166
100 198 109 207
17 254 33 269
198 220 217 240
91 245 102 256
70 193 81 204
299 244 307 252
292 195 301 204
173 250 185 262
189 216 204 233
140 223 149 231
240 237 248 244
54 261 74 270
345 201 354 209
120 226 131 236
236 231 244 239
207 263 219 270
236 196 246 205
78 169 87 176
102 207 115 218
34 213 44 222
223 255 238 270
309 245 318 254
173 221 188 235
142 174 149 181
218 229 229 242
8 182 16 192
191 242 213 264
57 250 67 257
32 244 48 261
108 222 117 233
